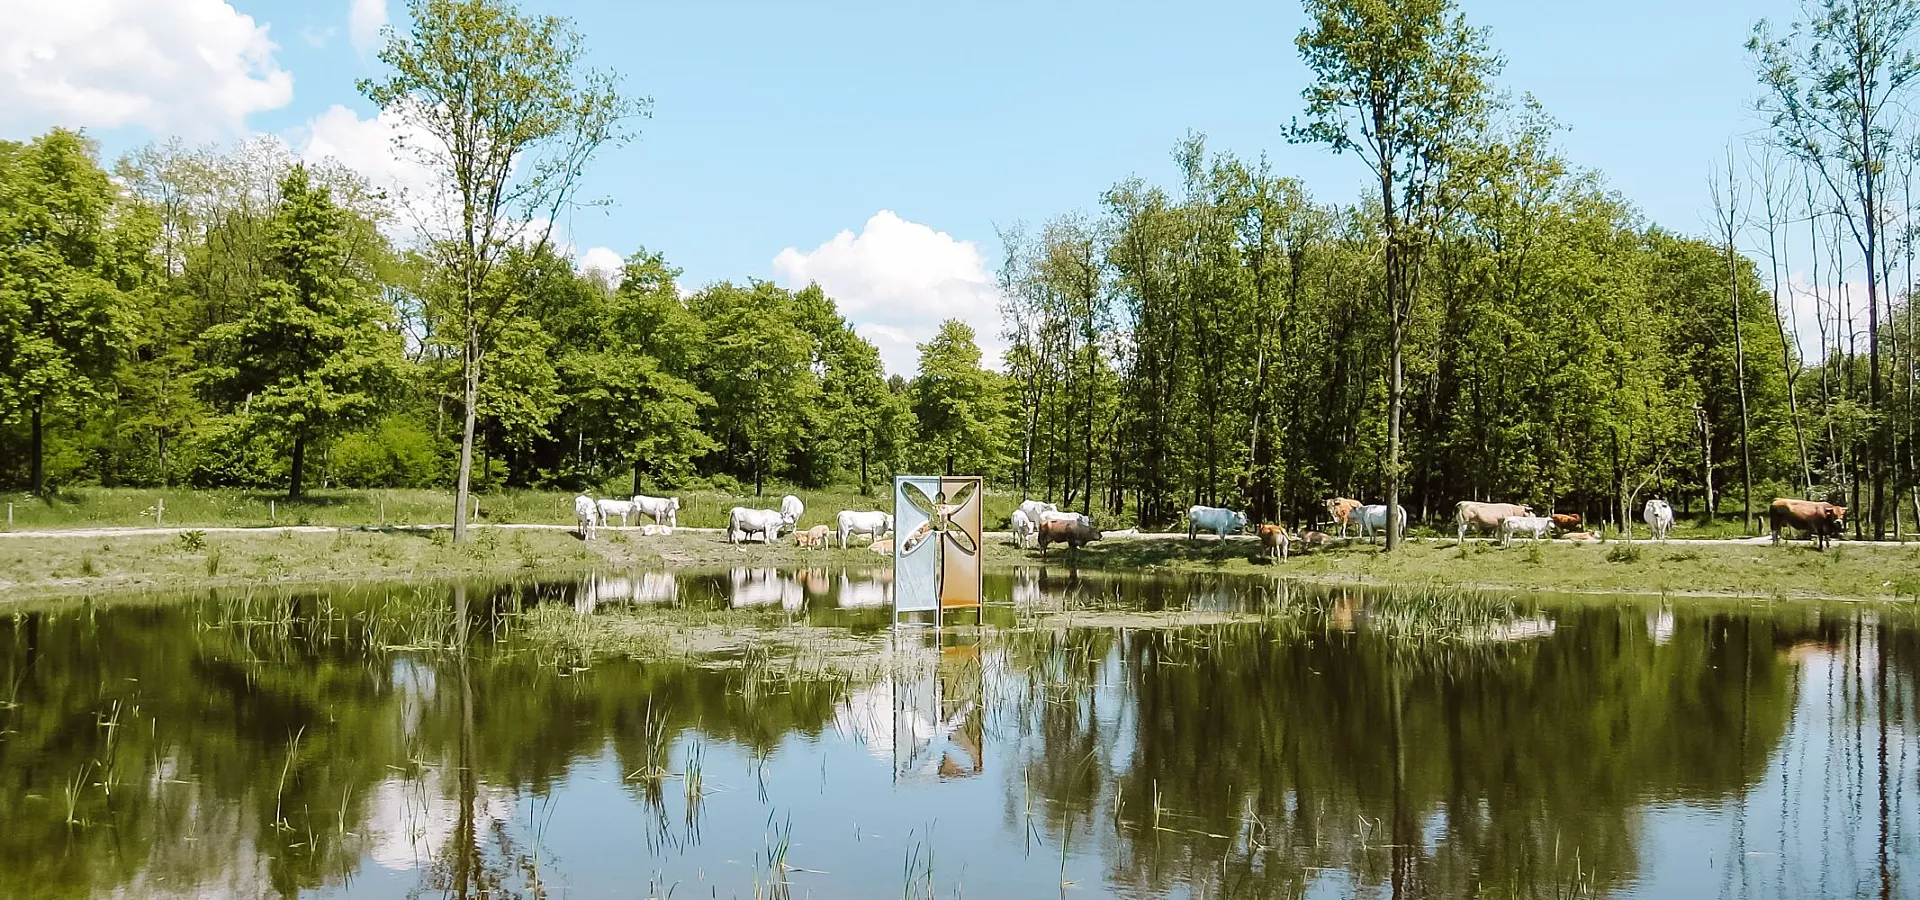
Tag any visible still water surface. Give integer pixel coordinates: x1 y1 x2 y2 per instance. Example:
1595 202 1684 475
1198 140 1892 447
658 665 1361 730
3 569 1918 898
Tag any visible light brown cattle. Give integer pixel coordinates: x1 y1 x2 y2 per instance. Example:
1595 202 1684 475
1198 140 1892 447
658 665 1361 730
1324 497 1363 537
1298 530 1332 551
1769 498 1847 550
1455 501 1534 543
794 524 831 548
1258 524 1290 560
1550 513 1581 530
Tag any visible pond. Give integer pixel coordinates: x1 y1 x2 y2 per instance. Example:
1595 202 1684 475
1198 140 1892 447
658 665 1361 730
3 568 1918 899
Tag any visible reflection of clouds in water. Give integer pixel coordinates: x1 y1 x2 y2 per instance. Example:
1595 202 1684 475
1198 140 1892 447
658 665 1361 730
833 681 938 766
729 568 803 610
391 657 436 738
837 572 891 609
363 768 516 872
1647 607 1674 645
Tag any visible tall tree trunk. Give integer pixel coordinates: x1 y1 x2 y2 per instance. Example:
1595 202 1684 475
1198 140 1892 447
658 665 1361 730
632 460 644 497
453 329 479 543
290 433 306 499
1697 404 1716 521
29 398 44 496
1729 239 1755 533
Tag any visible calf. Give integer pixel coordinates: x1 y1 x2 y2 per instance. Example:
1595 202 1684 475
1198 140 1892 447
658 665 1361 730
1297 530 1332 552
794 524 831 548
1188 505 1248 541
1258 524 1290 560
1498 515 1554 546
1550 513 1582 531
1456 501 1533 543
573 495 601 540
1769 497 1846 550
1323 497 1363 537
1642 499 1674 542
836 510 893 548
1038 518 1102 553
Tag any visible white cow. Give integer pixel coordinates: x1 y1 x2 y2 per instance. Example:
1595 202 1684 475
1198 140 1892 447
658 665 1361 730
1016 499 1059 526
632 494 680 529
837 510 893 548
781 494 805 523
1498 515 1554 546
1643 498 1675 542
1038 509 1090 528
596 498 636 526
729 506 793 544
1188 505 1248 541
1010 509 1035 548
573 495 601 540
1354 504 1407 543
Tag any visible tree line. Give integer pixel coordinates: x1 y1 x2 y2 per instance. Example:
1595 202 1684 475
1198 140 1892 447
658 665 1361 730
2 0 1916 539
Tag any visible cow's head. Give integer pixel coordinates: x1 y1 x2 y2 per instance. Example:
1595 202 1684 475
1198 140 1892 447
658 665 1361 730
669 498 681 510
1234 511 1250 532
1829 505 1849 525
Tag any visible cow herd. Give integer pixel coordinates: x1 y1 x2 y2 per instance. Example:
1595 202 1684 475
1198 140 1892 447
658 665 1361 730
568 488 1856 554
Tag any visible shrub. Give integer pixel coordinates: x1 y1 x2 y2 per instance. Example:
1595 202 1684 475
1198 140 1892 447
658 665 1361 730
177 530 207 552
1606 543 1643 564
328 416 449 488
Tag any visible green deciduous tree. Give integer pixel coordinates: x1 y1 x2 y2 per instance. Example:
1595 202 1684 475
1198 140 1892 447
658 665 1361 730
198 166 405 497
360 0 646 539
913 319 1011 476
1289 0 1500 549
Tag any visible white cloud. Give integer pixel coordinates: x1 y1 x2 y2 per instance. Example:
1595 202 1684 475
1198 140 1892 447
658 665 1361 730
349 0 388 55
578 246 623 285
295 103 449 240
773 211 1004 376
0 0 293 137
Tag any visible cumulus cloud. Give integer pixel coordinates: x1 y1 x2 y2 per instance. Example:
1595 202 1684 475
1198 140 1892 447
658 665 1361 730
578 246 624 285
295 104 446 236
773 211 1004 376
0 0 293 137
349 0 388 55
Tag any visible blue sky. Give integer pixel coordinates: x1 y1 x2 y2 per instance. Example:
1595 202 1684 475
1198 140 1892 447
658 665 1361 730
2 0 1805 371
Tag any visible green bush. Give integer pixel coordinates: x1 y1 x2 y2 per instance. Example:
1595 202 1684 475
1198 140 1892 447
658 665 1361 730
328 416 449 488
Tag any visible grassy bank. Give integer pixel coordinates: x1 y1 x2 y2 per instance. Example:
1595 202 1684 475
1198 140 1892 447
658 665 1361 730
1055 535 1920 601
7 519 1920 604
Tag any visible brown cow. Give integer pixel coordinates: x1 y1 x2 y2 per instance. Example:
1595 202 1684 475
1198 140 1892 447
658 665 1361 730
1455 501 1534 543
1550 513 1582 531
1038 517 1102 554
1769 498 1847 550
1258 524 1290 561
1324 497 1363 537
1298 530 1332 552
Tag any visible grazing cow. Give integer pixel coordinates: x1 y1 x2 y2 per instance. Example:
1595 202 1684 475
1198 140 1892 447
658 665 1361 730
1455 501 1533 543
1550 513 1582 531
1643 499 1674 542
632 494 680 528
1354 504 1407 543
1298 530 1332 552
596 498 636 526
780 494 805 523
1324 497 1363 537
795 524 831 548
1259 524 1291 560
1498 515 1554 546
1038 509 1091 529
1769 498 1847 550
1017 499 1059 526
1009 509 1035 548
1039 517 1103 553
836 510 893 548
1188 505 1248 541
728 506 793 544
573 495 601 540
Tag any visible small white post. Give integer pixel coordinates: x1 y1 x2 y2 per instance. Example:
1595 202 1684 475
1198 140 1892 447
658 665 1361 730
6 503 11 527
270 500 276 523
157 498 164 527
380 500 386 526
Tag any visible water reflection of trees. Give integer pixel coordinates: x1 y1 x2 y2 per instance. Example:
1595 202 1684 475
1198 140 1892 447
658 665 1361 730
1000 604 1813 899
0 582 851 899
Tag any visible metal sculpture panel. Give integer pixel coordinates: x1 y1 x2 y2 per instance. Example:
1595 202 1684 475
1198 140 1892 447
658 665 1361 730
892 475 984 616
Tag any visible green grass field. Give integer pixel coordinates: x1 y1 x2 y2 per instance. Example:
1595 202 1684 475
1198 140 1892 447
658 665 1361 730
0 485 1027 533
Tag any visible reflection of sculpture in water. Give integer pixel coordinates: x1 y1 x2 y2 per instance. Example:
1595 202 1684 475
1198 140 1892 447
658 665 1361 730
882 639 985 781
